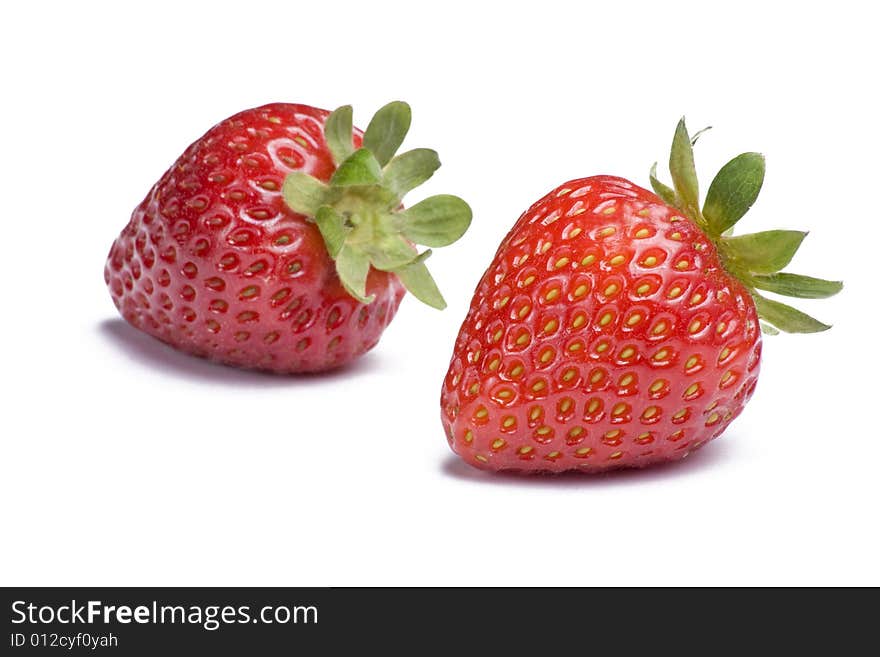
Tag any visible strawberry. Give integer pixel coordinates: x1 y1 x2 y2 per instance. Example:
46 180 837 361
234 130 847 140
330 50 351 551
106 101 470 372
440 120 841 473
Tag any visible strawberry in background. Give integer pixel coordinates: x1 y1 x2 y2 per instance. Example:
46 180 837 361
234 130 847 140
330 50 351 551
106 102 471 372
441 120 841 473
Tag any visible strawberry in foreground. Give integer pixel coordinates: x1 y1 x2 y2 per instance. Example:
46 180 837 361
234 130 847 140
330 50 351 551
441 120 841 473
106 101 471 372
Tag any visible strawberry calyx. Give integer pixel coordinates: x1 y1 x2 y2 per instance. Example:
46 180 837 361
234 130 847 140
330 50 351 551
282 101 471 309
650 119 842 334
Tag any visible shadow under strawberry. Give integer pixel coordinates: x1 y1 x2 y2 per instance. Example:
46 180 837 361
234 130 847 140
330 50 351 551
98 318 380 387
439 435 740 487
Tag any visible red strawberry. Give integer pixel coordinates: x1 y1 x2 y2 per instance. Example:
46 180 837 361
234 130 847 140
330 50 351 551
106 101 471 372
441 120 840 473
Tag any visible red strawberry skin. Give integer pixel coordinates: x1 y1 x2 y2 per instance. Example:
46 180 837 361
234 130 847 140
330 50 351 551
441 176 761 472
105 103 404 373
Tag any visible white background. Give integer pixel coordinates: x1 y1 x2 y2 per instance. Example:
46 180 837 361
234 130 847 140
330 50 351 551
1 1 877 586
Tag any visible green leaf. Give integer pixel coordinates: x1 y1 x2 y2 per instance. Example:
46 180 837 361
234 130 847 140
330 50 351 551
324 105 355 166
396 195 472 247
668 118 701 221
760 321 780 335
752 293 831 333
384 148 441 199
335 244 374 303
393 250 446 309
364 232 418 271
363 101 411 167
314 206 347 258
690 126 712 145
649 162 677 206
751 272 843 299
282 172 329 217
703 152 765 234
331 148 382 187
722 230 807 274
